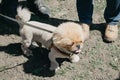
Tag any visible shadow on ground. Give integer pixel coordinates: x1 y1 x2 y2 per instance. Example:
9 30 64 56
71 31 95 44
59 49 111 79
0 43 22 56
90 23 112 43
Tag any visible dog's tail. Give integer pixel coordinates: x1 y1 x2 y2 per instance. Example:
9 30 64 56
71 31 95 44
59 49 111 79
16 6 31 22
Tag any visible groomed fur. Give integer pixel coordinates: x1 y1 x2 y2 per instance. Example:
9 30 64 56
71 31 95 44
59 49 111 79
16 6 56 56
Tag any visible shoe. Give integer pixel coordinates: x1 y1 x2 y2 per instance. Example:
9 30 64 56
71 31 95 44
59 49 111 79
104 24 118 42
39 6 50 16
81 23 90 40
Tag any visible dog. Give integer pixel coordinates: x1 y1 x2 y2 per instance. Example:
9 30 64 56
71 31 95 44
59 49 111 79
16 6 85 71
49 22 85 71
16 6 56 56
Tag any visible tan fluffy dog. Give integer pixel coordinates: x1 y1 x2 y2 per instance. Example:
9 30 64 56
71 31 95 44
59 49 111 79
49 22 84 71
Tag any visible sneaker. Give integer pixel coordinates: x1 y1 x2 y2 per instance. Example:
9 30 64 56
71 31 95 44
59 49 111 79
104 24 118 42
81 23 90 40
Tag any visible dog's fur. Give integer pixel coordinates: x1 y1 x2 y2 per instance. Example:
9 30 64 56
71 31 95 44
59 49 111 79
16 6 56 56
16 6 84 71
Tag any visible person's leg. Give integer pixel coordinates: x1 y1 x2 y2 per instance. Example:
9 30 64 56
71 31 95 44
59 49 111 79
76 0 93 40
76 0 93 24
104 0 120 25
104 0 120 42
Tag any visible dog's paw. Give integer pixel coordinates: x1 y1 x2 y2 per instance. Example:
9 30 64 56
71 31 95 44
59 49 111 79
70 55 80 63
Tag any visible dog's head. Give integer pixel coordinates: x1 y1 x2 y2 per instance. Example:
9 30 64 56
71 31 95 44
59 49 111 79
53 22 84 55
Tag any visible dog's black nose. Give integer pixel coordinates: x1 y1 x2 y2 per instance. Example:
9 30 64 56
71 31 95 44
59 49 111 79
76 45 80 49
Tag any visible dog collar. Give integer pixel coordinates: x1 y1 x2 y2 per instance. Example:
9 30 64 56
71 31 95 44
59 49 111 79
53 45 74 57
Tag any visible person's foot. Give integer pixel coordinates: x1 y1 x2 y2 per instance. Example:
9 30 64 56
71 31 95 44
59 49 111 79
104 24 118 42
81 23 90 40
39 6 50 16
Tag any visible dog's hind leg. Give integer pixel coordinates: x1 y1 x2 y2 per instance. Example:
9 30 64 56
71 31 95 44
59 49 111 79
21 44 32 56
21 34 33 56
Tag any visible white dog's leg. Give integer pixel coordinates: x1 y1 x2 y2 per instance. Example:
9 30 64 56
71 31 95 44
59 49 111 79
49 51 60 71
21 44 32 56
20 32 33 56
21 39 33 56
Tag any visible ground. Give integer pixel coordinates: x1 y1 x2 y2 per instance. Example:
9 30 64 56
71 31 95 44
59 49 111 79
0 0 120 80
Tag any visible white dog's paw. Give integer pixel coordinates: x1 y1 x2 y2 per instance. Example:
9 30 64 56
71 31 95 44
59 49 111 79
70 55 80 63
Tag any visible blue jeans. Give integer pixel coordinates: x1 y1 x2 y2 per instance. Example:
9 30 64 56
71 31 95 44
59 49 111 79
76 0 120 25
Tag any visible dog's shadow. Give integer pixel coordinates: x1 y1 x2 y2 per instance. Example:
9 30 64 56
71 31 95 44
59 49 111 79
0 43 22 56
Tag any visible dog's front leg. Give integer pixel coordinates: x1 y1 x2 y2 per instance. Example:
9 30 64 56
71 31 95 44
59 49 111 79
21 40 33 56
48 49 60 71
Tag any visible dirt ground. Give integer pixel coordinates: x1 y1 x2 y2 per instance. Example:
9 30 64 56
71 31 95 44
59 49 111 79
0 0 120 80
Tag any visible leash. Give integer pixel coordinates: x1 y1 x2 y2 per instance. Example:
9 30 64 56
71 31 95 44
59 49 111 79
0 13 55 33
